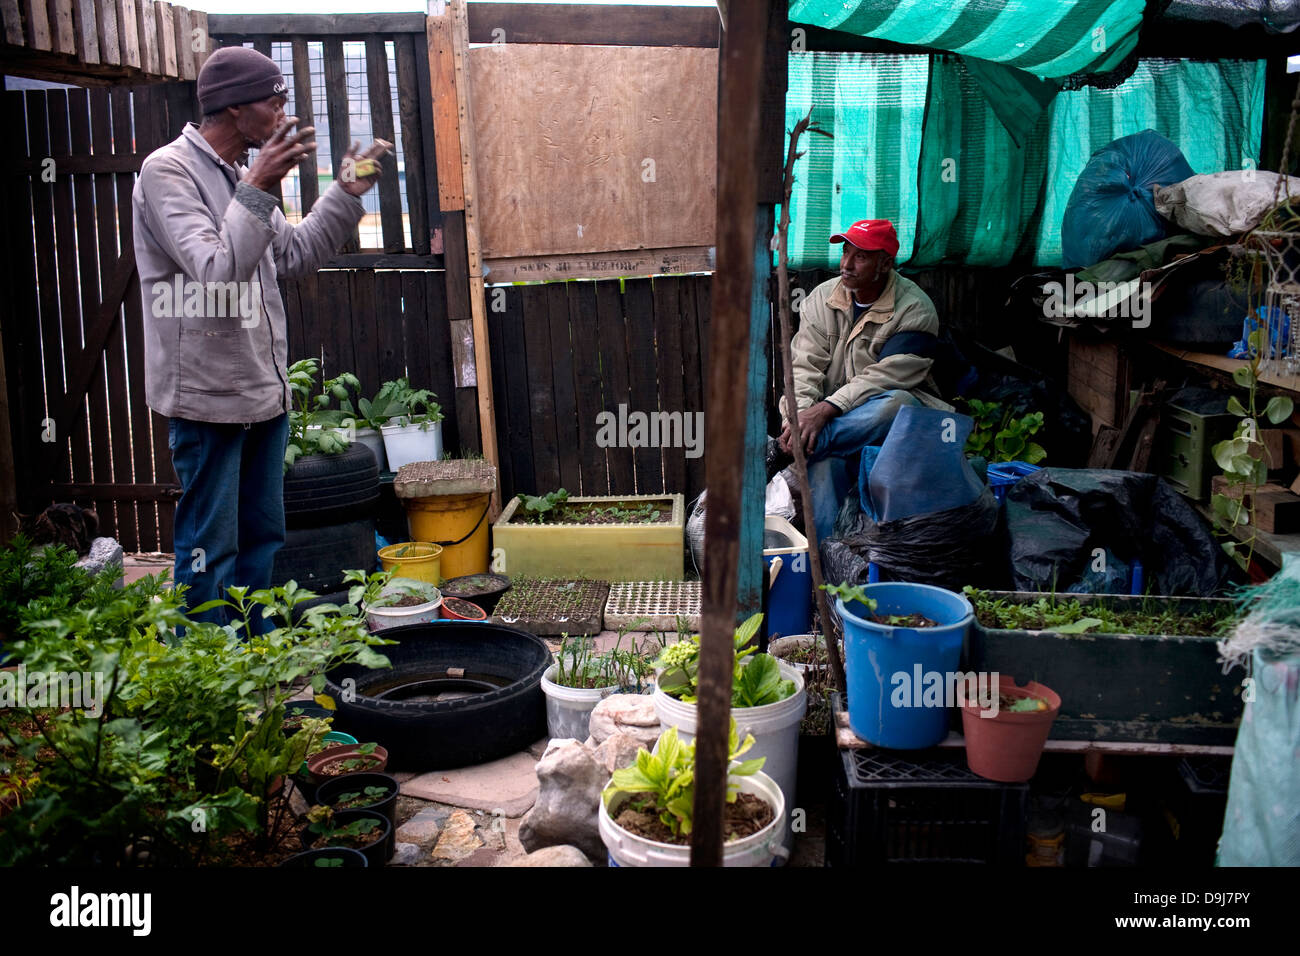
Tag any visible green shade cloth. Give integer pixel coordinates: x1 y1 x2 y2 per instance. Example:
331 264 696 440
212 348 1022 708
789 0 1146 80
785 52 1265 269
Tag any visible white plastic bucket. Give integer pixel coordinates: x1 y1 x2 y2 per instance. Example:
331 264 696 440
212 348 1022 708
365 581 443 630
381 419 443 471
767 634 834 677
599 770 787 867
540 663 620 740
353 427 388 471
653 660 805 856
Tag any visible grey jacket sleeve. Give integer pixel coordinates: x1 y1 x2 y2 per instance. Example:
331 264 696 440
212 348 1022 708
135 156 275 285
268 181 367 278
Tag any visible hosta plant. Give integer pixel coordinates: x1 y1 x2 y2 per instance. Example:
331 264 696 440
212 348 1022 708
601 720 764 839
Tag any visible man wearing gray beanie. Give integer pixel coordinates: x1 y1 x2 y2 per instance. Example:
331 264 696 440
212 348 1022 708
132 45 392 635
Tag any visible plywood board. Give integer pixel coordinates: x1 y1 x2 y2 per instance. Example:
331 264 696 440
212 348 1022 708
468 43 716 259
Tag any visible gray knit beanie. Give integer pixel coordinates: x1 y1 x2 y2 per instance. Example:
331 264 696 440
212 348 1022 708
197 46 288 115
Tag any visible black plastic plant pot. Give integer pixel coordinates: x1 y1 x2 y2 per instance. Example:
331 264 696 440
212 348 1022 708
282 702 334 736
302 809 392 868
316 772 401 830
440 573 511 616
279 847 368 868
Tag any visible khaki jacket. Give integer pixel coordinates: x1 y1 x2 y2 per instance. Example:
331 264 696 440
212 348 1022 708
133 124 366 423
781 271 951 422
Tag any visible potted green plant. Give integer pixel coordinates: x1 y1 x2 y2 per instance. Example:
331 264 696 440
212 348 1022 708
278 847 368 868
315 771 400 829
307 741 389 780
340 380 408 471
284 358 360 471
598 721 786 867
492 490 686 581
365 577 443 631
960 675 1061 782
379 378 445 470
540 622 655 740
651 613 803 854
302 806 391 867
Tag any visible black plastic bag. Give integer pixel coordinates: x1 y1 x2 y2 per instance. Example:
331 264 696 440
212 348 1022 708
1005 468 1239 596
824 489 1005 591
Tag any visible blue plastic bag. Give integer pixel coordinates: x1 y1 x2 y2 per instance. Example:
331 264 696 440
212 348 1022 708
1227 305 1289 359
1061 130 1195 269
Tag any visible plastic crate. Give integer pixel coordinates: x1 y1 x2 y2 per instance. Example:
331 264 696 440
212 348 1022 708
987 461 1042 503
826 697 1029 866
1153 403 1238 501
1161 755 1232 866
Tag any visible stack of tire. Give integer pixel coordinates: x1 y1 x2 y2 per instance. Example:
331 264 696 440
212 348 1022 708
272 443 380 595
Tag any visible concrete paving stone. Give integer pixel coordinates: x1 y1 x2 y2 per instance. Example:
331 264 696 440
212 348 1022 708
401 750 540 817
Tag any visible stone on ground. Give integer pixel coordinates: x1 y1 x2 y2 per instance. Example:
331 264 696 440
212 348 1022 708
431 809 484 861
390 842 423 866
395 806 443 847
594 730 646 773
505 845 594 867
589 694 660 748
519 738 608 861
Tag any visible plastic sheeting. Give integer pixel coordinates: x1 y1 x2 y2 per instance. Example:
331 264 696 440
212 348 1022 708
789 0 1146 80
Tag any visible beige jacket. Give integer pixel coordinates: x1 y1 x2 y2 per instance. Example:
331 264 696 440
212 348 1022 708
781 271 951 422
133 123 366 423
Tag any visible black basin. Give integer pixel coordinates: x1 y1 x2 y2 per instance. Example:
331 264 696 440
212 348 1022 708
323 620 549 770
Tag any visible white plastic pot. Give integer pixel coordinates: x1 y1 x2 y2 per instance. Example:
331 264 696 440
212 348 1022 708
599 769 787 867
767 635 834 676
365 581 443 630
654 660 805 856
380 418 443 471
540 663 619 740
353 427 388 471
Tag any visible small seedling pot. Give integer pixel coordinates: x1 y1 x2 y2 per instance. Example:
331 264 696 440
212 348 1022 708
281 701 334 736
440 572 511 616
377 541 443 586
315 771 401 830
279 847 369 868
301 809 392 868
307 742 390 782
440 596 487 621
366 578 443 631
960 675 1061 783
293 730 357 803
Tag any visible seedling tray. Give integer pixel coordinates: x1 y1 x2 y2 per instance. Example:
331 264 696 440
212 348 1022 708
490 578 610 636
604 580 701 631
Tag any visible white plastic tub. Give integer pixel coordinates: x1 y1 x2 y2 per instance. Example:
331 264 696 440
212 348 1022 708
365 581 443 631
599 769 787 867
353 427 388 471
653 660 805 856
540 663 619 740
381 419 443 471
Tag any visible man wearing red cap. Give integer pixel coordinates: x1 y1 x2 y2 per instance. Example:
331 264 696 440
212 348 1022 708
778 219 948 541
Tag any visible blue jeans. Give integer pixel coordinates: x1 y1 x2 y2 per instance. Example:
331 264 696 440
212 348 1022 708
806 390 919 542
169 414 289 636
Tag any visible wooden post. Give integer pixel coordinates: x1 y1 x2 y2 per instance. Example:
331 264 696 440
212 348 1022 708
428 0 501 511
691 0 771 868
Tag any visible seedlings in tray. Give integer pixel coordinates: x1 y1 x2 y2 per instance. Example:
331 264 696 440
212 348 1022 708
962 586 1237 637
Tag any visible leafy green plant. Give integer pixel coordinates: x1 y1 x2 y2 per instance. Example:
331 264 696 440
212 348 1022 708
962 586 1236 637
601 720 764 839
285 358 360 470
0 534 94 653
961 399 1047 464
331 785 390 810
552 616 656 691
1209 329 1295 571
339 379 407 431
653 613 795 707
819 581 878 614
0 542 394 866
305 805 384 849
517 488 570 523
380 378 444 431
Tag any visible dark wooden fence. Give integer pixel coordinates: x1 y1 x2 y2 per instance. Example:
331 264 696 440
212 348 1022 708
488 275 712 504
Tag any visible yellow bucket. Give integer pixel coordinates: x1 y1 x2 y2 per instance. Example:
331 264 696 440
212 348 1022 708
377 541 443 585
404 492 492 580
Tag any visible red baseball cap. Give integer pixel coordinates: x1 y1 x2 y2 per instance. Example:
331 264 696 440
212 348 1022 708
829 219 899 257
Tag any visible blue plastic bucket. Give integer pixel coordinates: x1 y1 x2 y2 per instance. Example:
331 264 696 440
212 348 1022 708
836 583 973 749
763 515 811 641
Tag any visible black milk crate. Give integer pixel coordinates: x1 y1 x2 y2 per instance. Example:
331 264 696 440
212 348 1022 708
827 697 1028 865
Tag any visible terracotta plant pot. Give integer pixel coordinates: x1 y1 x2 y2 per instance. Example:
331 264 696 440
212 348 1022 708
960 675 1061 783
306 742 390 781
441 596 487 621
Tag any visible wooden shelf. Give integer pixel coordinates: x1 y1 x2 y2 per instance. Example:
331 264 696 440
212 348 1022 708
1152 341 1300 394
1190 499 1300 569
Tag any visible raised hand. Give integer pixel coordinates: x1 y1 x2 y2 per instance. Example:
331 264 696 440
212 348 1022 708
244 116 316 193
338 138 394 197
